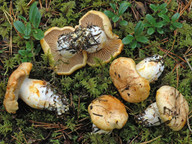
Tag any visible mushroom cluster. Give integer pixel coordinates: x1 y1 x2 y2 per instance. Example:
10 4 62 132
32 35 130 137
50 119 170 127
136 85 189 131
40 10 123 75
109 55 164 103
3 62 69 115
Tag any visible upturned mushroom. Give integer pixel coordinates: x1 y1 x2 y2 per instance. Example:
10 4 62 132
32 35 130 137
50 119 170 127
40 26 87 75
3 62 69 115
110 55 164 103
88 95 128 133
78 10 123 66
136 85 189 131
41 10 123 75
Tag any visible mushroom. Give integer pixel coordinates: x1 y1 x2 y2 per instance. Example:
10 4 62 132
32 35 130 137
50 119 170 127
136 85 189 131
78 10 124 66
88 95 128 133
3 62 69 115
136 54 164 83
40 10 123 75
109 55 164 103
40 26 87 75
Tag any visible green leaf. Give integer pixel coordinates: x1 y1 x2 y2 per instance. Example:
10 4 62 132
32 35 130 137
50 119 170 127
134 21 144 36
169 25 175 31
27 53 33 57
157 28 164 34
159 14 170 22
118 2 130 15
136 35 148 43
29 2 38 23
24 22 31 38
147 28 155 35
122 35 134 44
146 14 156 25
29 2 41 28
155 21 164 28
18 15 27 22
23 35 30 39
172 22 183 28
159 3 167 10
104 10 115 18
110 3 116 11
13 21 25 34
112 15 119 22
26 41 32 50
158 8 168 15
137 43 141 48
119 20 128 26
22 57 29 62
171 13 180 21
32 29 44 40
18 50 27 56
130 41 137 49
35 47 41 55
144 23 151 27
149 4 158 12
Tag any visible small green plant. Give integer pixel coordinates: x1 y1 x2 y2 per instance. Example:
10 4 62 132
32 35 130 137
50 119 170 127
144 3 182 35
122 21 148 49
104 1 131 26
13 2 43 62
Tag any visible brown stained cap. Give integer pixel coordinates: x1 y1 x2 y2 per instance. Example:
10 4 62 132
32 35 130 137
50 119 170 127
3 62 33 113
40 27 87 75
110 57 150 103
79 10 123 66
156 85 189 131
88 95 128 131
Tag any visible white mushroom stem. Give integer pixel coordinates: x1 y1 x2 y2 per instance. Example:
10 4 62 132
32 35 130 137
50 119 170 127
91 124 112 134
136 55 164 83
19 78 69 115
136 102 162 127
56 26 107 58
57 35 77 59
85 26 107 53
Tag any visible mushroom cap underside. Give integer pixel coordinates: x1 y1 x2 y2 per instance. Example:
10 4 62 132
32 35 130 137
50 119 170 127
86 39 123 66
156 85 189 131
78 10 123 66
110 57 150 103
40 27 87 75
88 95 128 131
79 10 118 39
3 62 33 113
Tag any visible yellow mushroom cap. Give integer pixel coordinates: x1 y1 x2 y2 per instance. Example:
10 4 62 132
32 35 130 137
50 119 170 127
88 95 128 131
110 57 150 103
79 10 123 66
40 26 87 75
156 85 189 131
3 62 33 113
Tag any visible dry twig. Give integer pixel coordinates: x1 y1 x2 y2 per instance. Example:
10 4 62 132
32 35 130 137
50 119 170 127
140 135 162 144
183 47 192 71
187 115 192 133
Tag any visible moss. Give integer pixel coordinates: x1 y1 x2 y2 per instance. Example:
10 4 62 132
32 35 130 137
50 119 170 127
0 0 191 143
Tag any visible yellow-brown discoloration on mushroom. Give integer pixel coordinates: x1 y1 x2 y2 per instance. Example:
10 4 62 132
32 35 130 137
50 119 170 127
156 86 189 131
88 95 128 131
29 80 46 98
3 63 33 113
110 57 150 103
